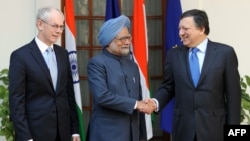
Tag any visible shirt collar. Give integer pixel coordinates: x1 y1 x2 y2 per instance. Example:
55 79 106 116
189 38 208 53
196 38 208 53
35 37 54 53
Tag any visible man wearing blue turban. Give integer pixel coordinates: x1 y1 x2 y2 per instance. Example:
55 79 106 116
98 15 131 48
86 15 149 141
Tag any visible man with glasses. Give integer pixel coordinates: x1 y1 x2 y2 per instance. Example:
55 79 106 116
9 7 80 141
86 15 150 141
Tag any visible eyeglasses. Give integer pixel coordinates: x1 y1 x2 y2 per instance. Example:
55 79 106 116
115 35 132 43
41 20 65 31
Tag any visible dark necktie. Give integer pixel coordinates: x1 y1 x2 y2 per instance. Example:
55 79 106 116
46 47 57 90
189 48 200 87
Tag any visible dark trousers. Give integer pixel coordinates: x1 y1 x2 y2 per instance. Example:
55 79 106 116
194 134 197 141
55 127 61 141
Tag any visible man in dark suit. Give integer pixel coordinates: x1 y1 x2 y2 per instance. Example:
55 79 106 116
9 7 80 141
86 15 149 141
143 9 241 141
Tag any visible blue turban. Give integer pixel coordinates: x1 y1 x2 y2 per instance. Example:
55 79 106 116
98 15 130 47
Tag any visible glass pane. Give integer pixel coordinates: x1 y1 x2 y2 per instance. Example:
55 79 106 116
150 80 162 97
149 50 162 76
153 114 163 136
121 0 133 16
145 0 161 16
80 80 89 106
74 0 89 16
93 0 106 16
147 19 162 46
76 20 89 46
149 80 162 136
77 50 89 76
83 111 90 133
93 50 102 56
93 20 104 46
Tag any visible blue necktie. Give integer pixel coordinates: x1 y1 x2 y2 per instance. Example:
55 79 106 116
46 47 57 90
189 48 200 87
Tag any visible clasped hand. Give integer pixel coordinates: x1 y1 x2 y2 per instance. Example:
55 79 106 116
136 98 157 114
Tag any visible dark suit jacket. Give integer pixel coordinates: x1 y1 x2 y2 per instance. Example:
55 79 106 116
155 40 241 141
86 49 147 141
9 39 79 141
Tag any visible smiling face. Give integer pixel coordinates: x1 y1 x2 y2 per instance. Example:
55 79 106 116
179 16 206 48
106 27 132 56
37 9 64 46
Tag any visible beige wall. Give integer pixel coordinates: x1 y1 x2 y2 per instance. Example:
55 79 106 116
0 0 60 69
0 0 249 76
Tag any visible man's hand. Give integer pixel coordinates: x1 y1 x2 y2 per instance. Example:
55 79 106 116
72 135 80 141
136 99 157 114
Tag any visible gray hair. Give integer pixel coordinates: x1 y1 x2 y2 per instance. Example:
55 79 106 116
36 7 64 22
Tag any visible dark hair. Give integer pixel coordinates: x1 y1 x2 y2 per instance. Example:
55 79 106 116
181 9 210 35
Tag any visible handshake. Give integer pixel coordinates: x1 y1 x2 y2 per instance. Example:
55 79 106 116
136 98 157 115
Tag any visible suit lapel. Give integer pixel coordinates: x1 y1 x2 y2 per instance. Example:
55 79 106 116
29 40 55 91
177 46 193 85
198 41 217 86
53 46 63 94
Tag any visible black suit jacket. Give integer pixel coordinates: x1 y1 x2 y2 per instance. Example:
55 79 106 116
9 39 79 141
155 40 241 141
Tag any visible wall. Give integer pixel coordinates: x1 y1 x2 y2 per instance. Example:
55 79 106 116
0 0 35 69
0 0 60 69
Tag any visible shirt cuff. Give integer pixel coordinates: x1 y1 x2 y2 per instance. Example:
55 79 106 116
72 134 80 137
134 101 137 109
152 98 159 112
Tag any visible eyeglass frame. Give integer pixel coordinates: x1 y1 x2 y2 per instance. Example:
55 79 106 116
115 35 132 43
41 20 65 31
